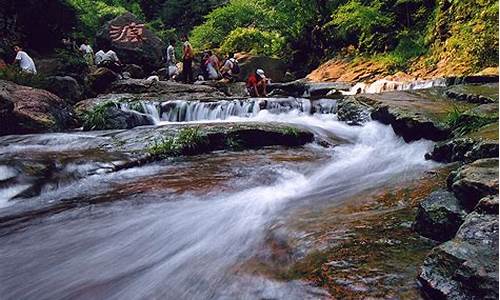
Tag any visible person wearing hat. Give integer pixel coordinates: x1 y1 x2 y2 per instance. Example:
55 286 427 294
246 69 267 97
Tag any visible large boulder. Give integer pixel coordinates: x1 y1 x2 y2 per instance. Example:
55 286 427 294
236 54 287 83
418 212 499 299
96 13 164 73
123 64 145 79
447 158 499 211
336 96 372 125
46 76 83 104
414 190 467 242
86 67 120 96
0 80 77 135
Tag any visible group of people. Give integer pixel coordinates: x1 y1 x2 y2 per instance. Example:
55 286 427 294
9 35 269 97
163 36 267 96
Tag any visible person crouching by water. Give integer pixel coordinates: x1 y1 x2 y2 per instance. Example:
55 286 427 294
246 69 267 97
181 34 194 84
13 45 37 75
94 48 122 74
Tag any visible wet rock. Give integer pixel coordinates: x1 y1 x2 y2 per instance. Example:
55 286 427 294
354 90 454 142
447 158 499 211
418 212 499 300
445 83 498 104
123 64 145 79
96 13 163 73
474 195 499 215
110 79 222 97
0 80 77 135
46 76 83 104
447 75 499 85
336 97 371 125
413 190 467 242
236 55 287 83
425 138 499 163
86 67 120 95
82 105 154 131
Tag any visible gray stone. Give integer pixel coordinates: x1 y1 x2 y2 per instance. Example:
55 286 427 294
448 158 499 211
414 190 467 242
46 76 83 104
336 96 371 125
418 212 499 299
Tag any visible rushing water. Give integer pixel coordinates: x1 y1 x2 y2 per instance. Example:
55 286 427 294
0 106 436 299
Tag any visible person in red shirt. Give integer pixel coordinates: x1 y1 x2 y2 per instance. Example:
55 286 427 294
246 69 267 97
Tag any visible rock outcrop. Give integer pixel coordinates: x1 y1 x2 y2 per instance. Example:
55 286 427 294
46 76 83 104
236 54 287 83
0 80 77 135
418 212 499 300
447 158 499 211
96 13 163 73
425 138 499 163
413 190 467 242
86 67 120 96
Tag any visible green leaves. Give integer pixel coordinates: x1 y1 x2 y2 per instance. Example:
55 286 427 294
220 27 285 56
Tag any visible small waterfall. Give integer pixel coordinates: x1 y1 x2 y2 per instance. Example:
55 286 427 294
342 78 448 95
119 98 338 123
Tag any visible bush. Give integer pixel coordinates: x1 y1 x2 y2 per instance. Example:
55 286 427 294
190 0 273 50
328 0 394 52
0 65 49 90
80 101 118 130
53 49 89 77
148 127 209 157
220 27 284 56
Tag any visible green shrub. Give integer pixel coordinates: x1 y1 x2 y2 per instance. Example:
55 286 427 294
328 0 394 52
54 49 89 76
220 27 284 56
190 0 273 50
148 127 209 158
80 101 117 130
0 65 49 90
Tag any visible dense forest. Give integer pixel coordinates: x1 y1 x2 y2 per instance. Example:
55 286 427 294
0 0 498 76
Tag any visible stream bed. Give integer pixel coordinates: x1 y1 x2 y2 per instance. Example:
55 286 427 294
0 109 439 299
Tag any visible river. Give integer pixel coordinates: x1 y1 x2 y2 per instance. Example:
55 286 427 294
0 106 436 299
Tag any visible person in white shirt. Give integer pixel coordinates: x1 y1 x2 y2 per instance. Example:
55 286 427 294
13 46 37 75
79 40 94 66
94 49 121 73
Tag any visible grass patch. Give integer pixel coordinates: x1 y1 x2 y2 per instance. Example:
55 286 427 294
280 126 301 137
80 101 117 131
148 127 209 158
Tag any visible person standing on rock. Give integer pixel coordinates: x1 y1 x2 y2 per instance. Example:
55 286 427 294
79 40 94 68
13 45 37 75
181 34 194 84
164 39 177 80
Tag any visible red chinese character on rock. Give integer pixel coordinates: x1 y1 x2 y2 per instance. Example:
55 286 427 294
110 22 146 43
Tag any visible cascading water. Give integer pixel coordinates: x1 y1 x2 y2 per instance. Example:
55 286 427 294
0 106 436 299
119 98 337 124
342 78 448 95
